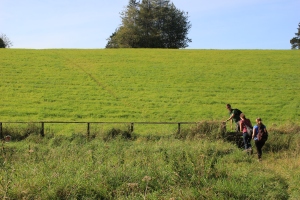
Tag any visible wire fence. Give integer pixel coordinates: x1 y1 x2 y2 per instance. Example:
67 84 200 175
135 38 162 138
0 121 199 138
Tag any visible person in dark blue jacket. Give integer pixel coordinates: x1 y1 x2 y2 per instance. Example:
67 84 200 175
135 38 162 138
252 117 268 161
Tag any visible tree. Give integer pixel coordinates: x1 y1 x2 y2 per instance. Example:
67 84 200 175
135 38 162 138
105 31 119 48
0 38 5 48
290 22 300 49
0 33 13 48
112 0 141 48
106 0 191 48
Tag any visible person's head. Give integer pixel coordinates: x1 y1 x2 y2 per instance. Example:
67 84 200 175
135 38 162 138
226 104 232 111
256 117 262 125
240 113 245 119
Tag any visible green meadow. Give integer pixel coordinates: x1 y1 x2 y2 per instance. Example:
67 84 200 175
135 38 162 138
1 49 299 124
0 49 300 199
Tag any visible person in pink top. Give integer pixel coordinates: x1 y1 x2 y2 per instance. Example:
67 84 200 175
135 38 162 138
239 113 253 153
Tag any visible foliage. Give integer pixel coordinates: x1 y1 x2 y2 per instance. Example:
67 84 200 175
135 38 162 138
0 33 13 48
290 22 300 49
106 0 192 48
0 38 5 48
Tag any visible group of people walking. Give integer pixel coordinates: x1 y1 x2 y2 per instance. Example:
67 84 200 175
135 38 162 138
224 104 268 161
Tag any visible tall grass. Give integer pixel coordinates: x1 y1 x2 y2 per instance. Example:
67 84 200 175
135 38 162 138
1 122 299 199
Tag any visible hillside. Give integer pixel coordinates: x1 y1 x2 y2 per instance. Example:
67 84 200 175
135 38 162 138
0 49 299 125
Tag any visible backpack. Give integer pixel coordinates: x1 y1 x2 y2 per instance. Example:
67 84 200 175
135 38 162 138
245 124 253 136
242 118 253 136
257 125 268 141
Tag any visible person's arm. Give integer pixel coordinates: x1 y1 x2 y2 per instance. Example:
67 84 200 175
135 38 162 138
252 127 256 139
223 111 234 130
224 114 234 123
240 120 243 132
223 114 234 130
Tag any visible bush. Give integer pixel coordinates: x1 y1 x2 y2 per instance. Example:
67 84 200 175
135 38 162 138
1 123 41 141
103 128 133 141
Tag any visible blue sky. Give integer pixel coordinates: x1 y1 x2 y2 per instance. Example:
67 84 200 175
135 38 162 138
1 0 299 49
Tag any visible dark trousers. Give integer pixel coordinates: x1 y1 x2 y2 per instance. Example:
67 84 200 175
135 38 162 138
255 140 266 159
243 132 252 149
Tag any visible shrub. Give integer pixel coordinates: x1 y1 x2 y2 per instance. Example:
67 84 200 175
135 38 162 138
1 123 41 141
103 128 133 141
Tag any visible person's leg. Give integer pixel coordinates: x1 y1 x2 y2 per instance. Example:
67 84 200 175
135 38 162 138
255 140 262 159
247 134 252 149
235 122 240 132
247 134 253 154
243 133 248 149
259 140 266 159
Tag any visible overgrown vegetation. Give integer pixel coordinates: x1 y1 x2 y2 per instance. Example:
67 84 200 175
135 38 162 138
0 122 299 199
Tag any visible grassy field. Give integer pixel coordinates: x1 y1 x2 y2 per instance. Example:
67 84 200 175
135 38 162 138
0 49 300 199
1 49 299 126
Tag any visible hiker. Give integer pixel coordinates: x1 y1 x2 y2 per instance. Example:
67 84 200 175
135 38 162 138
223 104 242 132
252 118 268 161
240 113 253 153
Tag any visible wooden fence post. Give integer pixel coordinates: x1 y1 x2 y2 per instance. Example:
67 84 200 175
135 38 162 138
178 123 181 134
0 122 3 139
130 123 134 133
87 123 90 138
40 122 45 137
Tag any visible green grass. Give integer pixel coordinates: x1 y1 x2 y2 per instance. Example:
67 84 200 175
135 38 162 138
1 127 299 199
0 49 299 199
1 49 299 125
